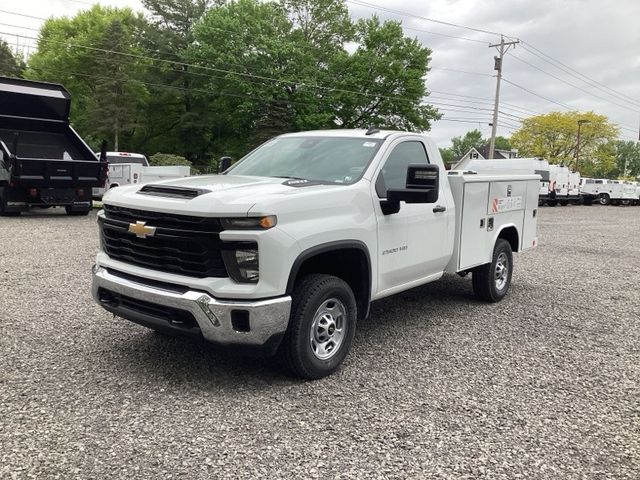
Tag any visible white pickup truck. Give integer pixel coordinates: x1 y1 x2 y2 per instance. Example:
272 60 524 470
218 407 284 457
92 152 191 200
92 130 539 379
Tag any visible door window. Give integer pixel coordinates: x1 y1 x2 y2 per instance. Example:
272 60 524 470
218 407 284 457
376 141 430 197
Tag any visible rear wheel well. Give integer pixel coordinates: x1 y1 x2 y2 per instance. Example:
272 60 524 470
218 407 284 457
287 246 371 320
498 226 519 252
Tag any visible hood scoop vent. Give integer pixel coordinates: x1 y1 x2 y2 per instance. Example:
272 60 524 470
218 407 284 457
137 184 210 199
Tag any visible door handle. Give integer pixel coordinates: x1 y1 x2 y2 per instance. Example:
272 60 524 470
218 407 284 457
433 205 447 213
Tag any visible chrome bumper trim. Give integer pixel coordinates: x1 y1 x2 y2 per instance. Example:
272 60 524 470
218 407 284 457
91 266 291 346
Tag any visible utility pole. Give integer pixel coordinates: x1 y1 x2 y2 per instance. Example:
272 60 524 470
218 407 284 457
488 36 519 159
575 119 590 173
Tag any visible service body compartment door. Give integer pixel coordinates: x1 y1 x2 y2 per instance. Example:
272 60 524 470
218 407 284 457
458 182 491 270
521 180 540 251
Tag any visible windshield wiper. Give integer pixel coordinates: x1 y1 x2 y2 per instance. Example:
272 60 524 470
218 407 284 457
272 175 308 181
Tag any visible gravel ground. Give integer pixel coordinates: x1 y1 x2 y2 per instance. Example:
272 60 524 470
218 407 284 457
1 205 638 479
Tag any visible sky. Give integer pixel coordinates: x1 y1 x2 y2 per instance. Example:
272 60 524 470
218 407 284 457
1 0 639 147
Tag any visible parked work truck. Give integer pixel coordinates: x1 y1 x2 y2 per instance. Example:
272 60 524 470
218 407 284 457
92 152 191 200
0 76 107 215
92 130 539 379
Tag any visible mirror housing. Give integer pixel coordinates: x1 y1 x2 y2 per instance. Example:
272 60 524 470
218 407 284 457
218 156 232 173
380 164 440 215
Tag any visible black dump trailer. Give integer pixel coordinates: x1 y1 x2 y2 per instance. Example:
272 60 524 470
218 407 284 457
0 76 107 216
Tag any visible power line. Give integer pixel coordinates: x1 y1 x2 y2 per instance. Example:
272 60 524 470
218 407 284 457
345 0 503 37
429 66 492 77
519 41 640 109
508 51 640 113
502 77 573 110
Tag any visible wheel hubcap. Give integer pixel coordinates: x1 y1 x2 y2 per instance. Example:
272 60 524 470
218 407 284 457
495 252 509 290
309 298 346 360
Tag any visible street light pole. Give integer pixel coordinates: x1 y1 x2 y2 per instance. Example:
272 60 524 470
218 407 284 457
575 119 590 173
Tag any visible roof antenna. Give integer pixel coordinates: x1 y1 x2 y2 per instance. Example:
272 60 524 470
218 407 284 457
365 125 380 136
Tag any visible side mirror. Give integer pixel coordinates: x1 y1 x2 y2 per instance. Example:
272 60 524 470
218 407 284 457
380 164 440 215
218 156 232 173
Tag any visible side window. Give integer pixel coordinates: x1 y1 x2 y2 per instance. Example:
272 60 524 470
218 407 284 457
595 180 603 184
376 141 429 198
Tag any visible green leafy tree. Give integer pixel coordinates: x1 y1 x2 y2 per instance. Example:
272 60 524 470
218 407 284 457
189 1 439 157
149 152 192 166
140 0 216 163
449 129 484 159
494 136 511 151
0 39 24 77
26 6 149 150
614 140 640 178
510 111 619 174
326 16 439 130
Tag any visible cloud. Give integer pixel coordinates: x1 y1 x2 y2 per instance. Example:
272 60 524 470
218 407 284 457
3 0 638 146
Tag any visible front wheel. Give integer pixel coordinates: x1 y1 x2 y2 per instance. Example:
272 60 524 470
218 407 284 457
278 274 357 379
472 239 513 302
599 194 611 206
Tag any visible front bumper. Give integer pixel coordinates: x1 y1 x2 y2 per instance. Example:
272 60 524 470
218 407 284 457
92 266 291 352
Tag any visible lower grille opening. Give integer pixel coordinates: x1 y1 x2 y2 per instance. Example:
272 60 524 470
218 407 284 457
98 288 198 330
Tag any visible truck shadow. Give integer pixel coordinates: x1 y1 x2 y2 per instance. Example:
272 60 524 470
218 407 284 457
105 274 478 388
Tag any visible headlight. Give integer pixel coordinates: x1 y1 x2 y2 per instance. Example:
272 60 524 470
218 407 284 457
221 215 276 230
222 242 259 283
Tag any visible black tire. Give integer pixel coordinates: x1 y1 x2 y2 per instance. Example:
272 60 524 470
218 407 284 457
278 274 357 379
599 194 611 206
472 239 513 303
547 200 557 207
0 195 20 217
65 206 91 216
583 197 593 206
559 200 569 206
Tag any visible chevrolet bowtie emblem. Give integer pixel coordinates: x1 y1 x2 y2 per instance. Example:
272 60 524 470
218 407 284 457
128 221 156 239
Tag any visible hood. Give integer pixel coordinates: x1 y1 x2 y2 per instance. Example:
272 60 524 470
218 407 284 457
102 174 345 216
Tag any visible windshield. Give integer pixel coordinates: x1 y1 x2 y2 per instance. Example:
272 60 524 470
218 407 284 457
106 155 148 166
228 136 384 184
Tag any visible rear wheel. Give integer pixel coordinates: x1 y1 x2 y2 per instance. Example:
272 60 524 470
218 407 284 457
278 274 357 379
547 200 557 207
0 194 20 217
583 196 593 206
472 239 513 302
599 194 611 206
559 200 569 206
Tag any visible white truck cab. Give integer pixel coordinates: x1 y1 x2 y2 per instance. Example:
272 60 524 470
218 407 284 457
92 130 539 378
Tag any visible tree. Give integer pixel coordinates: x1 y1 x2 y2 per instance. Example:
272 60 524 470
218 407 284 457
325 16 439 131
87 20 149 150
0 39 24 77
449 129 483 159
26 6 149 151
188 1 440 158
510 111 619 174
140 1 216 162
615 140 640 179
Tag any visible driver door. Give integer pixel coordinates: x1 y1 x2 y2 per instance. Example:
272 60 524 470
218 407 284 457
374 140 451 295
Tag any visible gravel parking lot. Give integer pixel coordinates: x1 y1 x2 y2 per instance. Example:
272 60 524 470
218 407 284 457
1 205 638 479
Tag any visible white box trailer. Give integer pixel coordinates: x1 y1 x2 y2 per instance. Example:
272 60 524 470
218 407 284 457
461 158 549 207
